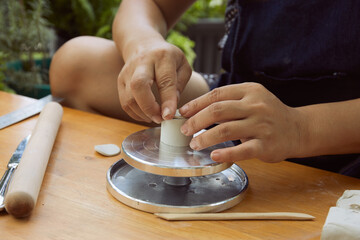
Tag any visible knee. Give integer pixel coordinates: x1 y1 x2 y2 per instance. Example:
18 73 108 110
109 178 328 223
191 72 210 94
179 72 210 106
49 36 90 98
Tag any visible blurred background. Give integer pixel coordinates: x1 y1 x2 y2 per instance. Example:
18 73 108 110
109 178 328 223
0 0 226 99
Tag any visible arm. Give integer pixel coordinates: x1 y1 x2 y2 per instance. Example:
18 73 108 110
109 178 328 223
297 98 360 157
112 0 196 123
179 83 360 163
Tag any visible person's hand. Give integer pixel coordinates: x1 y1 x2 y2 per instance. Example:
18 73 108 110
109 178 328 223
179 82 305 163
117 37 192 123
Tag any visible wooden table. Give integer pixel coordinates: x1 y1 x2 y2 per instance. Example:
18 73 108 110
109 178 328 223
0 91 359 240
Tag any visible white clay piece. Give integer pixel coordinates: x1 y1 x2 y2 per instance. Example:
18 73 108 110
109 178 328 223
95 144 121 157
160 109 192 147
336 190 360 211
321 190 360 240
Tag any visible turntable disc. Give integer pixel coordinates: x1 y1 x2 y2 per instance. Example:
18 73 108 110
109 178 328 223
121 127 233 177
107 159 248 213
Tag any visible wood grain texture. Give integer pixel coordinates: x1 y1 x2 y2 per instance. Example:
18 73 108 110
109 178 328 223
0 92 359 240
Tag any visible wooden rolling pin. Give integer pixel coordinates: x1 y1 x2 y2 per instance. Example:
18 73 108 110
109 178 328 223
4 102 63 218
155 212 315 221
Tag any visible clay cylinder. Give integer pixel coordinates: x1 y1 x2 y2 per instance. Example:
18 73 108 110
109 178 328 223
160 110 192 147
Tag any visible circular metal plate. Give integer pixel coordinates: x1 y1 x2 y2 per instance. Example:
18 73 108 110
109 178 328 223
122 127 233 177
107 159 248 213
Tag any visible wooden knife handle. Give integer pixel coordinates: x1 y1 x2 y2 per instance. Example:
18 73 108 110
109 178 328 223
4 102 63 218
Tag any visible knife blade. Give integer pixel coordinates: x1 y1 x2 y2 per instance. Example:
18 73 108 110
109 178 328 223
0 135 31 211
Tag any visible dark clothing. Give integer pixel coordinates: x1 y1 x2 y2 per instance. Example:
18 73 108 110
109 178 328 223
218 0 360 177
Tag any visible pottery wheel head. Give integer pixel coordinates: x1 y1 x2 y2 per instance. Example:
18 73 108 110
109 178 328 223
121 127 233 177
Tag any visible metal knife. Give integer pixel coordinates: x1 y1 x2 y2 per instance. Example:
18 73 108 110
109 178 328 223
0 135 31 211
0 94 63 130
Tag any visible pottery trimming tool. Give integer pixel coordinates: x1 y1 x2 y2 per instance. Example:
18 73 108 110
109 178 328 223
0 94 63 130
107 111 248 213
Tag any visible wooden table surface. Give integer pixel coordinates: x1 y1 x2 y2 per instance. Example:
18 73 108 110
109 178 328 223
0 91 359 240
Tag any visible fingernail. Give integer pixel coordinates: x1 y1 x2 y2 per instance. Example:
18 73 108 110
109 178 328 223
180 104 189 115
162 107 172 120
211 151 221 162
190 140 199 150
180 125 188 135
152 115 162 124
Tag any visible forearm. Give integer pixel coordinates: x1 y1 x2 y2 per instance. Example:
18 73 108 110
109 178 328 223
112 0 195 61
296 98 360 158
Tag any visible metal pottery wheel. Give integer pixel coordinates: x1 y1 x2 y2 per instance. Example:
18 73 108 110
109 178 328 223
121 127 233 177
107 127 248 213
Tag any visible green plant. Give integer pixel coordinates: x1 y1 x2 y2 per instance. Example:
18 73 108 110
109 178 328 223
166 0 226 68
0 52 15 93
0 0 54 94
175 0 226 32
48 0 121 41
166 31 196 67
47 0 226 67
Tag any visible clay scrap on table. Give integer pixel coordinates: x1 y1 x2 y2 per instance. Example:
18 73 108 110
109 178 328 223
95 144 121 157
321 190 360 240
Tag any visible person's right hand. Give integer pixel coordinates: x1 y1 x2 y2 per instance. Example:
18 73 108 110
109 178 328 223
117 37 192 123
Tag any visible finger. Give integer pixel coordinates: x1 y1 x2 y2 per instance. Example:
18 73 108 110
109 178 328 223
210 139 260 162
188 120 253 151
180 84 246 118
125 83 153 122
126 105 148 122
118 86 149 122
155 58 178 120
181 100 249 136
119 68 152 122
118 70 148 122
131 64 162 123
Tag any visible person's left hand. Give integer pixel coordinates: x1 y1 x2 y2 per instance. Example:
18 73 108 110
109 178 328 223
179 82 305 163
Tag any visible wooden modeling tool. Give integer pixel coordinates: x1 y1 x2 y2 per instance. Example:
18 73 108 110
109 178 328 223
4 102 63 218
154 212 315 221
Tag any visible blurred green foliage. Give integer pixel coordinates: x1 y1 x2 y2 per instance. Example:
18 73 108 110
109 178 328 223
170 0 226 67
47 0 121 40
0 0 54 93
174 0 226 32
166 31 196 66
0 0 53 62
0 52 15 93
0 0 226 95
47 0 226 66
48 0 225 40
0 0 226 94
166 0 226 66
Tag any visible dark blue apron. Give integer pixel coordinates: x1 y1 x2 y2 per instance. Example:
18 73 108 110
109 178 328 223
218 0 360 177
